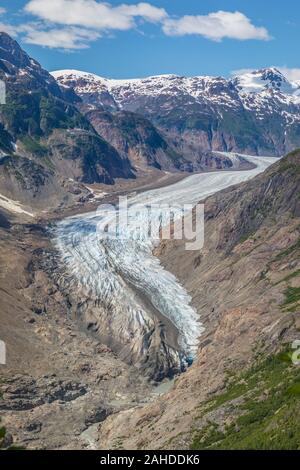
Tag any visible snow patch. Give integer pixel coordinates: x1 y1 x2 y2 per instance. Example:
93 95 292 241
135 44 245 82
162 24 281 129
0 193 34 217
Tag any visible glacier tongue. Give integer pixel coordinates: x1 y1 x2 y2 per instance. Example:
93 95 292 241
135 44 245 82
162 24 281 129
54 154 278 379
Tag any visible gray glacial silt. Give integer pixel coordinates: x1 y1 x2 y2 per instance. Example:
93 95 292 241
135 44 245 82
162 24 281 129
54 154 278 381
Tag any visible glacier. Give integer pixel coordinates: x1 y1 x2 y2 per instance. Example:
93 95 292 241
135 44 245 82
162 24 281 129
54 155 278 374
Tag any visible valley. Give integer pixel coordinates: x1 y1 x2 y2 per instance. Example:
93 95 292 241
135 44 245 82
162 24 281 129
0 29 300 452
0 153 278 449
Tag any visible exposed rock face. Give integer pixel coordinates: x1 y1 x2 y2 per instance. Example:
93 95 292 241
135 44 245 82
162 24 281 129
47 129 134 184
53 70 118 111
82 109 185 172
0 33 245 215
96 150 300 449
1 33 300 451
0 32 62 98
0 375 88 411
1 150 299 449
82 109 243 173
53 68 300 157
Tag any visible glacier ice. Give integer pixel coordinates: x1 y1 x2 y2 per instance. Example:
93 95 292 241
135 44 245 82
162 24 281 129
54 155 278 366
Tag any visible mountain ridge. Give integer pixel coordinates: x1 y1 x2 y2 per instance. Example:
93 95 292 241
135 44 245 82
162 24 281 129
51 67 300 96
53 67 300 157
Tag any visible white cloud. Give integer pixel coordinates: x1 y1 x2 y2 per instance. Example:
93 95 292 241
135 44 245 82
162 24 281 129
0 7 13 33
117 3 167 23
162 10 271 41
24 0 167 30
0 23 19 37
22 25 101 50
21 0 167 49
231 68 253 76
232 67 300 84
277 67 300 83
0 2 271 50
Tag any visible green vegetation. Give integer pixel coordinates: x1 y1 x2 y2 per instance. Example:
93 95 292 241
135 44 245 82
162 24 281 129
275 269 300 285
21 135 47 157
220 111 266 150
278 149 300 176
282 287 300 311
1 90 91 141
238 231 256 244
204 382 248 412
39 95 89 133
107 112 183 165
191 350 300 450
183 113 215 133
0 124 13 154
287 382 300 396
275 237 300 261
0 427 6 439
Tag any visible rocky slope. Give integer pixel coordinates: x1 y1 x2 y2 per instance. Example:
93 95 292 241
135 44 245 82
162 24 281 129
82 109 185 172
83 109 244 173
96 150 300 450
0 211 152 449
53 68 300 157
0 33 135 213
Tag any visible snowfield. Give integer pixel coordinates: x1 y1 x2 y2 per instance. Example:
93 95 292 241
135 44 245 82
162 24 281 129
52 67 300 115
0 192 34 217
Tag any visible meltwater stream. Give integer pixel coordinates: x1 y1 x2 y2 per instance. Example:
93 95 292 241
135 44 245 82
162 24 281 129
54 155 277 371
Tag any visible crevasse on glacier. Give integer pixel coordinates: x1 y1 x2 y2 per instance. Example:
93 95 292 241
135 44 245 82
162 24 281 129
54 155 278 366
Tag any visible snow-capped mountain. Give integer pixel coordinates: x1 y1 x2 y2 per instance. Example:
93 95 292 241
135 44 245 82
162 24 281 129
52 68 300 156
52 69 244 110
52 67 300 103
232 67 300 96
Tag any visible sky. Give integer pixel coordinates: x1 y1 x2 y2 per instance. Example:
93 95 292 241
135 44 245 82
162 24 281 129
0 0 299 80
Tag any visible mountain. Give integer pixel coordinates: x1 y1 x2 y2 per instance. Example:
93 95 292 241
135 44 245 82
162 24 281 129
54 69 241 173
83 109 185 172
0 33 135 212
81 108 237 173
53 68 300 157
96 149 300 450
232 67 300 95
0 33 253 215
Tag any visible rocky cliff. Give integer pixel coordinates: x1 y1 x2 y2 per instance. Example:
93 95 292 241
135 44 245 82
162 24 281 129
82 109 185 172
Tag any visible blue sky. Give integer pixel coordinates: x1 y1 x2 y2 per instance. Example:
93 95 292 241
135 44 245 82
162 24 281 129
0 0 299 80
